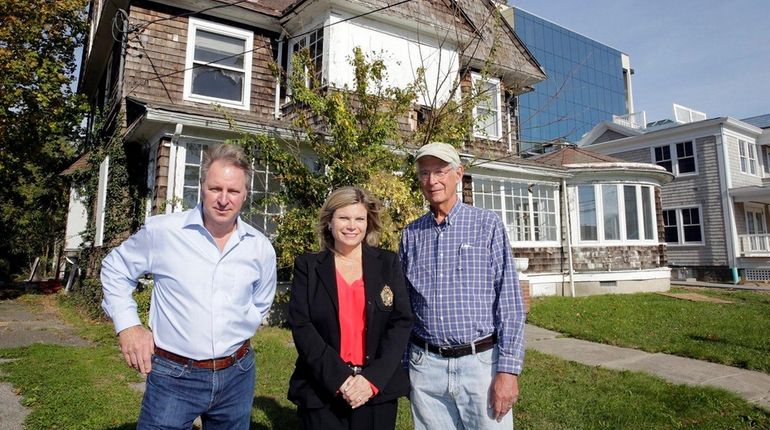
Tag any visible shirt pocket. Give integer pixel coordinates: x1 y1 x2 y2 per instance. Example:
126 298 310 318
456 243 491 286
221 271 253 308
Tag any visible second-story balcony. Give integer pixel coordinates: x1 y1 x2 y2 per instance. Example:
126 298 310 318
739 234 770 257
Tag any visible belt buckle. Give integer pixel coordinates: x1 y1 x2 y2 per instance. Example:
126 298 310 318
349 365 362 375
438 346 453 357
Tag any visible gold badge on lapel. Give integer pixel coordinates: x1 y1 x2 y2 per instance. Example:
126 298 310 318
380 285 394 307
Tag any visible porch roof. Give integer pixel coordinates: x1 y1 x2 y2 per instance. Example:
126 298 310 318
730 185 770 204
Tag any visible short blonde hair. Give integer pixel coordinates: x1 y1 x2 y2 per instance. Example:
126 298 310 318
200 144 253 192
317 187 382 251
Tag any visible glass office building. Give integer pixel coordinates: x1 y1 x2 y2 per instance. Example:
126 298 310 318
507 7 632 151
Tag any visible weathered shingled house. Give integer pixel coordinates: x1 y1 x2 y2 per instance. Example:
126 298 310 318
66 0 673 297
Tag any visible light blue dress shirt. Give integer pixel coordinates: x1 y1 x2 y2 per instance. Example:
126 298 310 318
101 204 277 360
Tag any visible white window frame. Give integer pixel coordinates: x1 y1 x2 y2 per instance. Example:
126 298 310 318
650 141 697 177
183 18 253 110
575 183 658 245
287 26 326 93
171 140 283 236
661 205 705 246
738 139 758 176
471 72 503 140
94 156 110 247
744 204 768 252
471 176 560 247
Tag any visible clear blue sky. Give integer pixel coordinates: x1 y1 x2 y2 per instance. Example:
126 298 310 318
509 0 770 122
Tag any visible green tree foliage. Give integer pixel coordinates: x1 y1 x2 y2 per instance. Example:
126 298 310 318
237 48 427 271
0 0 88 280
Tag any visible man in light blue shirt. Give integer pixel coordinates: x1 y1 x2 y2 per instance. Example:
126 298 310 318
101 144 277 429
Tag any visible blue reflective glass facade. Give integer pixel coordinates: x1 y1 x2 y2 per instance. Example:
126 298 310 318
513 8 628 150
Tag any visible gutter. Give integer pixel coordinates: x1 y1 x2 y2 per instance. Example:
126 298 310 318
562 178 575 296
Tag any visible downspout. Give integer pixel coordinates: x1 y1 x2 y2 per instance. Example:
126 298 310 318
716 124 740 283
274 37 284 119
165 124 184 213
507 94 514 153
562 178 576 296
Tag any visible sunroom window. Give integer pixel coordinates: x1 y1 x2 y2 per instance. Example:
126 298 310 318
576 184 657 243
473 177 558 244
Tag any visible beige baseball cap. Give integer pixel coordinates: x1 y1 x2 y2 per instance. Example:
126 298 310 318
414 142 461 166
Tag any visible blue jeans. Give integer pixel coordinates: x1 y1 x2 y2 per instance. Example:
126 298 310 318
409 345 514 430
137 348 256 430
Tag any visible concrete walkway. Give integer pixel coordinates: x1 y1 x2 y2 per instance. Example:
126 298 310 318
526 324 770 411
0 297 92 430
671 280 770 292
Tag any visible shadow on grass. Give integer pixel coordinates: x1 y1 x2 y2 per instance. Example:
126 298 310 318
0 282 60 300
251 395 297 429
687 333 770 353
105 424 137 430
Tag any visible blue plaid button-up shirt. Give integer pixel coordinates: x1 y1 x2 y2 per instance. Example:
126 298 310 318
399 201 525 374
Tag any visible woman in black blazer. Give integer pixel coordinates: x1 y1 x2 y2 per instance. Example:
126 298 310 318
288 186 413 430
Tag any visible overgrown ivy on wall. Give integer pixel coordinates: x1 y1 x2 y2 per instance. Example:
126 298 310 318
68 112 149 316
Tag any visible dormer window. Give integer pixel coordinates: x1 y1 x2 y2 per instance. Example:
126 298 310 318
289 27 325 90
471 72 502 140
183 18 253 110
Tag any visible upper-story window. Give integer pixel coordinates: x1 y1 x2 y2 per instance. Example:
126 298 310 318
184 18 253 110
576 183 657 243
471 72 502 140
739 139 757 175
289 27 325 89
473 177 559 245
652 141 696 176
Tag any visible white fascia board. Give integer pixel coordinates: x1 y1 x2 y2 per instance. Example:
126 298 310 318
144 108 300 141
588 117 764 155
523 268 671 284
586 120 727 155
322 0 466 45
467 159 571 179
564 164 674 185
723 117 764 136
578 121 642 147
153 0 281 31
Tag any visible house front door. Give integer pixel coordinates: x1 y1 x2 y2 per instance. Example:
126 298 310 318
746 208 768 251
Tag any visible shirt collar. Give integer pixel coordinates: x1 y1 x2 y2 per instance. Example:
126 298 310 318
429 198 463 227
183 204 254 240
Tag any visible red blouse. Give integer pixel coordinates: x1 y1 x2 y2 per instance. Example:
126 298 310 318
336 270 366 366
335 270 379 395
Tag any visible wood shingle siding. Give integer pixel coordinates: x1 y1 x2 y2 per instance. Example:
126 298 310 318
123 5 279 121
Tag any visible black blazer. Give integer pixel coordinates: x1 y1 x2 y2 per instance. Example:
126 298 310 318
287 246 413 409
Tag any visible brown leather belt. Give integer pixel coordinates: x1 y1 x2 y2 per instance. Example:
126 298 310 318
154 340 250 370
412 333 497 358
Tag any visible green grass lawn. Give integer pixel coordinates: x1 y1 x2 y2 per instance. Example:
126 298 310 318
1 293 769 429
528 287 770 374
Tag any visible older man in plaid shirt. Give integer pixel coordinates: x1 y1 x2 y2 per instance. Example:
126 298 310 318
399 142 526 429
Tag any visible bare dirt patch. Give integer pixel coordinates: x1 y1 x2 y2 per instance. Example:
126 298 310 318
657 292 733 304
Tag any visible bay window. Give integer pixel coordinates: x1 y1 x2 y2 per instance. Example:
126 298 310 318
576 184 657 243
